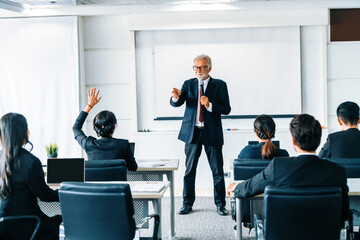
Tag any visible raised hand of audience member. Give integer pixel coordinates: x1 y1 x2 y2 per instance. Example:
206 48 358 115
84 87 102 113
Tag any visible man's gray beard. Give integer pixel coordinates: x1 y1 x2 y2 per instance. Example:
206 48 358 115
197 74 209 80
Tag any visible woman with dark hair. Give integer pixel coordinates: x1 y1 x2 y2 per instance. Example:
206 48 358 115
238 114 289 159
73 87 137 171
0 113 62 240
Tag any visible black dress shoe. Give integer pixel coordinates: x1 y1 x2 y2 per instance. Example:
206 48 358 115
217 206 228 216
178 205 192 215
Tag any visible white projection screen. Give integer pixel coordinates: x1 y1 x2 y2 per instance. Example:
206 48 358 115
0 16 81 161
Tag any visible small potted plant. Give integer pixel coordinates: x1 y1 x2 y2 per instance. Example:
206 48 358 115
45 143 58 158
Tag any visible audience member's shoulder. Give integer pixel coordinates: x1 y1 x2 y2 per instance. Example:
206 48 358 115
322 157 346 170
238 144 259 159
20 148 37 159
242 144 256 151
273 156 294 163
20 148 42 167
277 148 290 157
113 138 129 144
329 128 360 139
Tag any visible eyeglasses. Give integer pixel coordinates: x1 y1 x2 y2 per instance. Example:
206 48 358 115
192 65 209 71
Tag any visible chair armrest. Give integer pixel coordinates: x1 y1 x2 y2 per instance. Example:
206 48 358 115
136 213 160 240
230 197 236 221
254 214 264 240
346 209 360 240
59 222 65 240
340 209 360 240
350 209 360 219
0 215 41 240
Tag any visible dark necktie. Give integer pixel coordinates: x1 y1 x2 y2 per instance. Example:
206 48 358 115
199 87 203 123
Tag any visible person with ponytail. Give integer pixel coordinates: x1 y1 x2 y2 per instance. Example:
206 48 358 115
73 87 137 171
0 113 62 239
238 114 289 159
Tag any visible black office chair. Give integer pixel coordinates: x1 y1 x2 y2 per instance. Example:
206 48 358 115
254 186 343 240
325 158 360 239
85 159 127 181
325 158 360 178
129 142 135 155
59 182 159 240
232 159 271 228
0 215 41 240
233 159 271 180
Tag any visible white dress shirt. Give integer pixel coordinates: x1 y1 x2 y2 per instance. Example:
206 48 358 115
296 152 317 156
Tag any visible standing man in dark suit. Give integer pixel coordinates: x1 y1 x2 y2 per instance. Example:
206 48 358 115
319 101 360 158
229 114 349 225
170 54 231 215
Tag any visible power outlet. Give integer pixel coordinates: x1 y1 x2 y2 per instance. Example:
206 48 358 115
224 172 231 178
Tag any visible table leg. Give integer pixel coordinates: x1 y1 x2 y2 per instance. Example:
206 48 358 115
236 198 242 240
152 198 162 239
166 171 176 239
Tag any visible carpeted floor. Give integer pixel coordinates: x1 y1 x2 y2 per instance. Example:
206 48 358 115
139 196 255 240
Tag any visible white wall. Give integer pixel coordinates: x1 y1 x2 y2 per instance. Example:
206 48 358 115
79 8 337 193
327 42 360 133
80 15 136 144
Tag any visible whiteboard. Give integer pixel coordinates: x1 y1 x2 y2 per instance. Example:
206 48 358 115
135 26 301 119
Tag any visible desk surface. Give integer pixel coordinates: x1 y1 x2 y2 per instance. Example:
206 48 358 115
347 178 360 195
134 159 179 171
49 181 169 199
231 178 360 197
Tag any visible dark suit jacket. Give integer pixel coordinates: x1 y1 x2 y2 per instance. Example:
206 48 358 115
0 149 59 216
319 128 360 159
234 155 349 225
73 111 138 171
238 141 289 159
170 77 231 146
0 149 60 239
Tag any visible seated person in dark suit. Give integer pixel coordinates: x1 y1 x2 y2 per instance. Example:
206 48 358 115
73 87 137 171
319 101 360 158
229 114 349 226
238 114 289 159
0 113 62 240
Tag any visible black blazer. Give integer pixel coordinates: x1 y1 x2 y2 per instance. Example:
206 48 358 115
0 149 59 216
0 149 60 239
319 128 360 159
234 155 349 225
73 111 138 171
238 142 289 159
170 77 231 146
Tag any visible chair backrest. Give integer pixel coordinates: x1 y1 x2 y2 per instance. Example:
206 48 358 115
233 159 271 180
129 142 135 155
325 158 360 178
233 159 271 225
85 159 127 181
263 186 342 240
59 182 136 240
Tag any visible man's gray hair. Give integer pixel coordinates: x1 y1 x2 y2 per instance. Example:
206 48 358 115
194 54 212 68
